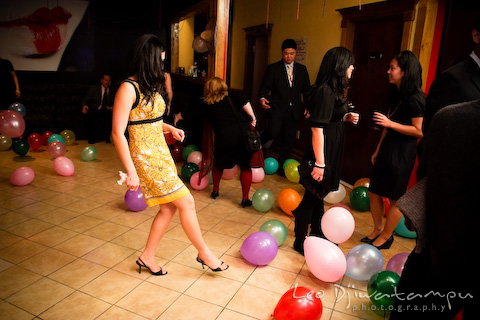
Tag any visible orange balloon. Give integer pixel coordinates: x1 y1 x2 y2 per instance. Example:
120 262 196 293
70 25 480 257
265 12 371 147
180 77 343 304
278 188 301 216
353 177 370 189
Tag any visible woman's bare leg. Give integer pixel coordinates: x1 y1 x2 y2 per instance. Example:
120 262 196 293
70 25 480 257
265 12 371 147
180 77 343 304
173 193 228 270
138 203 177 273
372 200 402 246
366 192 386 240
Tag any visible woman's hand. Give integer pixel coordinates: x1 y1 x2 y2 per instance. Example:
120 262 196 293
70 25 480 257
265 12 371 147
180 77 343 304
126 172 140 191
311 166 324 182
373 111 392 128
344 112 360 124
250 118 257 127
171 127 185 142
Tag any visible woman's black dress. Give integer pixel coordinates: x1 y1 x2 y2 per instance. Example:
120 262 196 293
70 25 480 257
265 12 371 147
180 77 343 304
300 85 347 198
203 91 252 169
369 91 425 200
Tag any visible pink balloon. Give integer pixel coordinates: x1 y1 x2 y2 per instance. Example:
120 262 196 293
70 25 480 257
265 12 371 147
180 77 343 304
53 156 75 176
48 141 66 158
252 167 265 183
304 236 347 282
386 252 410 275
321 207 355 244
190 172 209 190
329 202 352 213
186 151 202 165
222 165 238 180
10 167 35 186
0 110 25 138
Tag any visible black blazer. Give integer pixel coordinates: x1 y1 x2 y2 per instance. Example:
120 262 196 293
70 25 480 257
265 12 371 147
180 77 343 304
424 56 480 134
259 60 310 121
81 85 113 110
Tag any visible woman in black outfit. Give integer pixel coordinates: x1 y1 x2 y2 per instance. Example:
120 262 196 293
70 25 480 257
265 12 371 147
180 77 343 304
202 77 257 207
362 50 425 249
293 47 359 255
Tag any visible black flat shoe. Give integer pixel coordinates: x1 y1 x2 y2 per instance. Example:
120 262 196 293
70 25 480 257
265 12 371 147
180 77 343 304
293 239 304 256
211 191 219 199
241 199 252 208
136 257 167 276
196 256 229 272
373 236 394 250
360 235 379 244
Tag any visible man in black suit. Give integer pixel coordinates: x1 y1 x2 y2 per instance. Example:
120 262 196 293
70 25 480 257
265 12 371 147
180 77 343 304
259 39 311 174
82 74 113 144
422 17 480 137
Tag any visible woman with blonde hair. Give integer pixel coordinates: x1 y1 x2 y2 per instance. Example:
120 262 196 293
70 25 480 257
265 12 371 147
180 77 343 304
202 77 257 207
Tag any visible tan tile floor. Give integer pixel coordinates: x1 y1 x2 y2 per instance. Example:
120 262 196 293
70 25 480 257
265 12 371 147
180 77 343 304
0 140 416 320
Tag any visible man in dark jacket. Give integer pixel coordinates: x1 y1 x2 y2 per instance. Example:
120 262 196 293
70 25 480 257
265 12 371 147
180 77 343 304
259 39 310 174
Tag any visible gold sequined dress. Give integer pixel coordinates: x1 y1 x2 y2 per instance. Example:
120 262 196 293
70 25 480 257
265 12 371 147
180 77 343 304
124 79 189 206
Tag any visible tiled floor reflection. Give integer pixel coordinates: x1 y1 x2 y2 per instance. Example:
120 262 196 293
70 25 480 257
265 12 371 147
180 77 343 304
0 140 416 319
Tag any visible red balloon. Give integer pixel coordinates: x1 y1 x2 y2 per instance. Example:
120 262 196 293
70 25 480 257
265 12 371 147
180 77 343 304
171 142 183 162
273 286 323 320
42 131 54 145
163 131 176 145
27 133 43 151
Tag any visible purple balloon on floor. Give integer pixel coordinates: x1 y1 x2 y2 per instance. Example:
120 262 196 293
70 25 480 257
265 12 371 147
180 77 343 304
386 252 409 275
240 231 278 266
125 188 148 212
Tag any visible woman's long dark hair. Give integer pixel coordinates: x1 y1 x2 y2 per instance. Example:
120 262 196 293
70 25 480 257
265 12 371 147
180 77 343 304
313 47 354 98
125 34 167 103
391 50 423 97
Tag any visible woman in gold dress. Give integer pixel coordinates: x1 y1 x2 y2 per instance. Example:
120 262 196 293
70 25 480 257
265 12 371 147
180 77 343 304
112 34 228 275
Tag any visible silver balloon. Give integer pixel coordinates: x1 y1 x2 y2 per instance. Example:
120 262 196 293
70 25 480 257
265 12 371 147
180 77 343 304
192 35 208 53
345 244 384 280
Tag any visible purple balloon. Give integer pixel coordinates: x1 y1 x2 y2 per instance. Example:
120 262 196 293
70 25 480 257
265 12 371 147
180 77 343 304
386 252 410 275
125 188 148 212
240 231 278 266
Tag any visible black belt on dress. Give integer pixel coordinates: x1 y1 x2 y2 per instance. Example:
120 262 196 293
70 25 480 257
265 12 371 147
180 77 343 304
128 115 163 126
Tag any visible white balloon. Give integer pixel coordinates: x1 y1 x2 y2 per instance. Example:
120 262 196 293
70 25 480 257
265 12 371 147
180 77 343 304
324 184 346 203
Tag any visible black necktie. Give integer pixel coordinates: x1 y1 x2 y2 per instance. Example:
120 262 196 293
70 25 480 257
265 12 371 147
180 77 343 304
101 89 108 109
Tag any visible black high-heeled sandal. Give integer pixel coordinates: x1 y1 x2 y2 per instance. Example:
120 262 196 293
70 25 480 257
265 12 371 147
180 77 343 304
196 256 229 272
136 257 167 276
211 191 219 199
373 236 394 250
360 234 380 244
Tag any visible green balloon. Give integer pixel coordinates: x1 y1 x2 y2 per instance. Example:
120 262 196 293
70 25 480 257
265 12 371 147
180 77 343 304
367 271 401 308
181 162 199 182
252 189 275 212
48 134 66 145
259 219 288 246
182 144 199 161
81 146 98 161
350 186 370 211
12 138 29 156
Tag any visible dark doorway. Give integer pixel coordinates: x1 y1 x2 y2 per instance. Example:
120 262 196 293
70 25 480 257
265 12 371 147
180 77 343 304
243 24 272 132
342 17 404 185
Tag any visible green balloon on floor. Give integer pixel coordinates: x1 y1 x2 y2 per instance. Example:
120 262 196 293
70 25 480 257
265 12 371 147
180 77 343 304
367 271 401 308
12 138 29 156
260 219 288 246
350 186 370 211
182 144 199 161
252 189 275 212
81 146 98 161
181 162 199 183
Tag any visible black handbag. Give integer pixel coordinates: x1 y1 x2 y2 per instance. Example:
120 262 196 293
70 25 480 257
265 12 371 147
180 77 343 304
227 97 262 153
298 160 329 200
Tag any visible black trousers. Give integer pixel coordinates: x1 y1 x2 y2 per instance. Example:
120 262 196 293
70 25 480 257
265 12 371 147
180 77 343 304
293 189 325 242
390 247 475 319
260 110 298 171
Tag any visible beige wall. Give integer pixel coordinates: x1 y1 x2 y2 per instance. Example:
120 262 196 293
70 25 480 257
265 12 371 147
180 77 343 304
179 16 195 71
229 0 388 89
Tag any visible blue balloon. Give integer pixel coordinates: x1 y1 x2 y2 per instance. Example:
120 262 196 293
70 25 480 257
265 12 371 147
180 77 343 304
395 215 417 238
264 157 279 175
48 134 66 145
9 102 26 117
